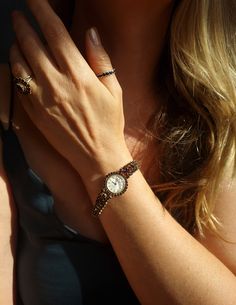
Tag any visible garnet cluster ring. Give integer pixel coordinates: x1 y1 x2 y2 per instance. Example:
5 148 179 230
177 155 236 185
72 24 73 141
13 75 33 95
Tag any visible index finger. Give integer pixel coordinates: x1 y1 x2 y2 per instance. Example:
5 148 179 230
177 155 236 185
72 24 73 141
26 0 87 72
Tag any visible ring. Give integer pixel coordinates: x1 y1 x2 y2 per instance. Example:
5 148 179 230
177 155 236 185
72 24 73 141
13 75 33 95
96 68 116 78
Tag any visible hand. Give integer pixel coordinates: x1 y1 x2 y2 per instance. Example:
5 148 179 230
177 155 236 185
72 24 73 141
10 0 131 179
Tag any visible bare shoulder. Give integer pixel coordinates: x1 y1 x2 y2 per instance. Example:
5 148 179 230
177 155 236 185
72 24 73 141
195 154 236 275
0 64 11 130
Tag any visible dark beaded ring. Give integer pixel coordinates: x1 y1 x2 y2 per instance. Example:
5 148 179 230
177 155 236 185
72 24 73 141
96 68 116 78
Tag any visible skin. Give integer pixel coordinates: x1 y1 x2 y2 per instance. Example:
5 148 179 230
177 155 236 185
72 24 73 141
69 0 173 127
1 0 236 304
8 0 170 243
0 144 16 305
0 65 16 305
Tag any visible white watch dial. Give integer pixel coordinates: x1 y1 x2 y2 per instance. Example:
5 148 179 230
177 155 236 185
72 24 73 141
106 174 126 195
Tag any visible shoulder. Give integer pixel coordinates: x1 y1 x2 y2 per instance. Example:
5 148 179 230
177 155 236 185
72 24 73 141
195 154 236 275
0 64 11 130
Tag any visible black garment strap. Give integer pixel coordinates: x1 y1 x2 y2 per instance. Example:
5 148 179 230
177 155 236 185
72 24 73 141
7 62 15 131
0 63 14 135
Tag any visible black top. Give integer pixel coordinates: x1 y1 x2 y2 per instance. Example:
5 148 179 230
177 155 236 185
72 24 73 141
0 75 140 305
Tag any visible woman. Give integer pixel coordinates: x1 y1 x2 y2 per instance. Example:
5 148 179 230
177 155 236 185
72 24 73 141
1 0 236 304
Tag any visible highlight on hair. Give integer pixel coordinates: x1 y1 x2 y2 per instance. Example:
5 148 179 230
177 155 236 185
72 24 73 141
149 0 236 238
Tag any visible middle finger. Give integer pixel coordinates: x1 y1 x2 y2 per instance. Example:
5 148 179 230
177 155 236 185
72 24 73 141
26 0 88 73
12 11 56 80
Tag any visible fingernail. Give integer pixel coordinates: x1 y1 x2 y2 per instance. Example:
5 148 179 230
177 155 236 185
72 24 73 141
89 27 101 46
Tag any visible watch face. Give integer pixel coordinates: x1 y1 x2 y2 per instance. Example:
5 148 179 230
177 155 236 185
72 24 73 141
106 174 127 195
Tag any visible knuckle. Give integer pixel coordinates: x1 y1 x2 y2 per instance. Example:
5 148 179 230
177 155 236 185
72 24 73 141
49 88 63 104
71 73 87 90
11 62 23 77
49 84 68 105
46 27 60 42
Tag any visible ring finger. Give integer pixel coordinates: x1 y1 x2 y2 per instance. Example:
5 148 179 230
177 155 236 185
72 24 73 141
9 42 37 95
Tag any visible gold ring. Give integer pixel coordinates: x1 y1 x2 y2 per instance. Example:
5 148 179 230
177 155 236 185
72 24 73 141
13 75 33 95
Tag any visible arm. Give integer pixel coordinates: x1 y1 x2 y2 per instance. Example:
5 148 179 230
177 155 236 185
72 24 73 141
0 138 17 305
9 2 236 304
195 163 236 274
78 153 236 305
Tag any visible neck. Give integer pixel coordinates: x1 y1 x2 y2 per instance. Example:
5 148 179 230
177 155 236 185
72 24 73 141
70 0 174 128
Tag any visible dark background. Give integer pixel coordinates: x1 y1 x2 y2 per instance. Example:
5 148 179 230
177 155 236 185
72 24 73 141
0 0 29 63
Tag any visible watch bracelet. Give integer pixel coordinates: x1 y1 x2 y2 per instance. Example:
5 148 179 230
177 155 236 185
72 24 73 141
91 188 111 217
91 160 139 217
118 160 139 179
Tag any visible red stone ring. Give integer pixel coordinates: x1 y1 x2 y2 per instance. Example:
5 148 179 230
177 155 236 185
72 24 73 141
13 75 33 95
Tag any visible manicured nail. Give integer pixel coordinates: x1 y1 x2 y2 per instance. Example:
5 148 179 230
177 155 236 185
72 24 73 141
89 27 101 46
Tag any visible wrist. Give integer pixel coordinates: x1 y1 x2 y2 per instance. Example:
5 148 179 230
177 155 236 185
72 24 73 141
77 142 133 177
92 160 140 217
94 147 134 177
76 145 135 204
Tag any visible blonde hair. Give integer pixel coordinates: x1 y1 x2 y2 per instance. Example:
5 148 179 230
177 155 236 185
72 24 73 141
53 0 236 237
149 0 236 237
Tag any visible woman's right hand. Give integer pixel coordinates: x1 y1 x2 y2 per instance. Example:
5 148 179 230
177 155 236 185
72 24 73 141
10 0 130 182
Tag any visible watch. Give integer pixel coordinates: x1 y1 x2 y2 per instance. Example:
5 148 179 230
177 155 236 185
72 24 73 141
92 160 139 217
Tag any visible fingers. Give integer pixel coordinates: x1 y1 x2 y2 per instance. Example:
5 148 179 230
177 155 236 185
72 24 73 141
9 43 37 95
85 28 122 98
25 0 87 71
10 43 32 78
12 11 55 79
9 43 37 125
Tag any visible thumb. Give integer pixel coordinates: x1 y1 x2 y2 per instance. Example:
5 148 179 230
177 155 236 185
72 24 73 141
85 27 122 97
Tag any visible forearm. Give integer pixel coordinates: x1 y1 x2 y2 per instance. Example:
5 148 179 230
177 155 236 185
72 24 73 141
80 151 236 305
0 175 17 305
